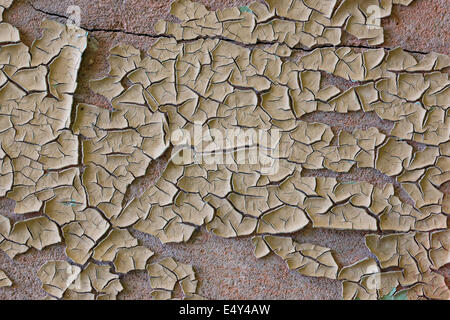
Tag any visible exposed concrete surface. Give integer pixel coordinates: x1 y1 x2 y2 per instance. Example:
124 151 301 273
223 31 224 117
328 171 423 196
0 0 448 300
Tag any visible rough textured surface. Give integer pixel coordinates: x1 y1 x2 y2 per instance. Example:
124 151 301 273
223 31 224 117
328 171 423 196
0 0 449 300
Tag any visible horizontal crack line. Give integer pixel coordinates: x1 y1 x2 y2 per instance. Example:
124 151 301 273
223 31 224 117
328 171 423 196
28 4 432 55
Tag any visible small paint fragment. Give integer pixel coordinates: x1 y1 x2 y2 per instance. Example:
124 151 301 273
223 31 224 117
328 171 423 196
239 6 253 13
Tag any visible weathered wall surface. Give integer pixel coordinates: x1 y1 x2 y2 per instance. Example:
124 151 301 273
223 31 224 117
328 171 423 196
0 0 448 300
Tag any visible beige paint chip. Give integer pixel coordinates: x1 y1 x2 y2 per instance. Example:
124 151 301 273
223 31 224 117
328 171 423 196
253 235 339 279
37 261 81 299
113 246 154 274
147 257 201 300
92 228 138 262
8 217 61 253
67 263 124 300
0 269 12 288
338 257 382 300
430 230 450 269
62 209 110 265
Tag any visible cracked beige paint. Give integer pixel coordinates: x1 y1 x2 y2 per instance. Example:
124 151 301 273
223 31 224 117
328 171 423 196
113 246 154 274
0 269 11 288
147 257 203 300
0 0 88 265
252 235 339 279
337 232 450 300
37 261 81 299
0 0 449 300
65 263 124 300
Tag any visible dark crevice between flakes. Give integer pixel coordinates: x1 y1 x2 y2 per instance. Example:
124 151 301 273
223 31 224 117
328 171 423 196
122 146 173 206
